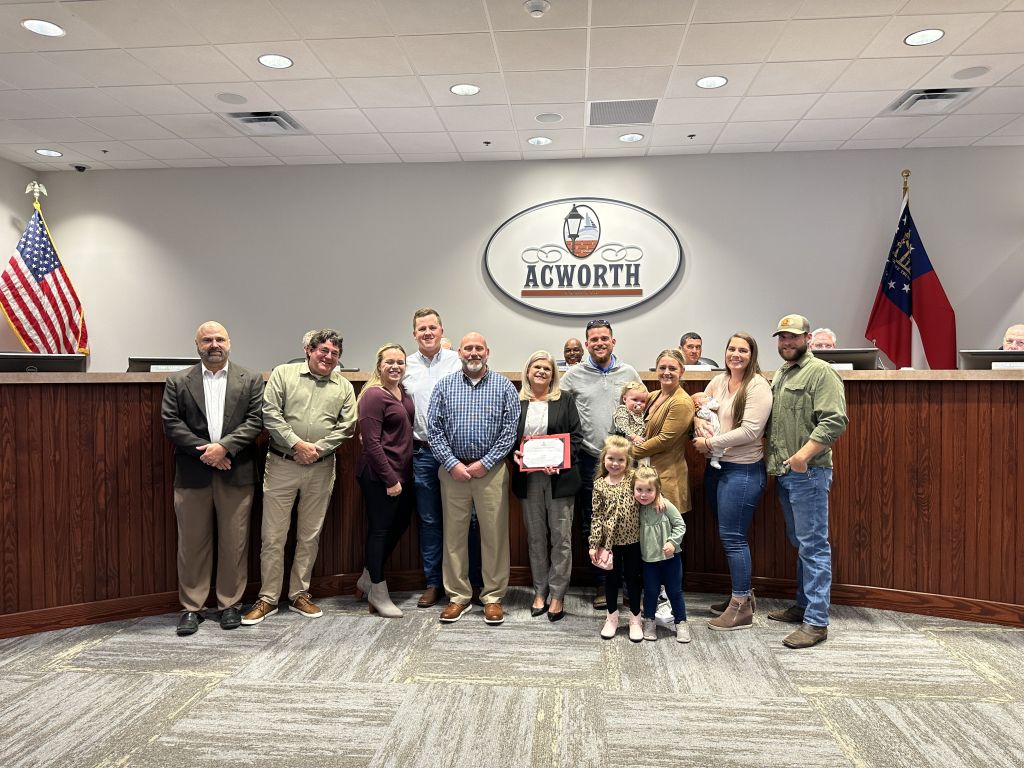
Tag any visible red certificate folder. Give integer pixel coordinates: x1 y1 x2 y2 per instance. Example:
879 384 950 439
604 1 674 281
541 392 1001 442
519 433 571 472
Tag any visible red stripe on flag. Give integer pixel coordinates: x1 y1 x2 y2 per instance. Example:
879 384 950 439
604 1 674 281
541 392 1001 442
11 260 63 353
1 269 44 352
51 270 83 348
39 277 75 352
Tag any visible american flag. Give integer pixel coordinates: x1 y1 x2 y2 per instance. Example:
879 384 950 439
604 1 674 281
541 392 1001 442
1 204 88 355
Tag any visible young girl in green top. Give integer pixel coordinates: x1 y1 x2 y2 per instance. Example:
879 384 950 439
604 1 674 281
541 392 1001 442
635 466 689 643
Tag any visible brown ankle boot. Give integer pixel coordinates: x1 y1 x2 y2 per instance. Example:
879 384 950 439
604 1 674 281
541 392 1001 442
707 597 753 631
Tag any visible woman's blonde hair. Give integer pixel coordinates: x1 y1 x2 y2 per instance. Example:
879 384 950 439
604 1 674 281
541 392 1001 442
597 435 632 479
518 350 561 401
654 348 687 371
620 380 648 404
632 465 662 495
358 343 406 402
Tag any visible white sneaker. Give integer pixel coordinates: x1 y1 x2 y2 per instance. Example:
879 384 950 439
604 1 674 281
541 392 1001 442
676 621 692 644
655 601 674 627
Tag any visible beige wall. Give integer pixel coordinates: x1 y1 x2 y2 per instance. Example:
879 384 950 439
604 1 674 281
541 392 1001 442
4 146 1022 372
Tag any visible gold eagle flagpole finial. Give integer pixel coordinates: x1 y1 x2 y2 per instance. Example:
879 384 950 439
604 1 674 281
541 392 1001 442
901 168 910 200
25 181 48 205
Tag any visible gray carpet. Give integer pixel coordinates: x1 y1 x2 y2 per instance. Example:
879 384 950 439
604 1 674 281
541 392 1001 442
1 590 1022 768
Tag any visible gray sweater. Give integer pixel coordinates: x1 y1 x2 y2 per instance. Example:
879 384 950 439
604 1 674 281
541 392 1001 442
560 356 642 457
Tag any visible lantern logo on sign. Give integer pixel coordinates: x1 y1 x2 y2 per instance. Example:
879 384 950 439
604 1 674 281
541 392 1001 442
563 204 600 258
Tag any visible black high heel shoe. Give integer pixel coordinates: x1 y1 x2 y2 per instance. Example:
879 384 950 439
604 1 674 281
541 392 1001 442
530 603 549 617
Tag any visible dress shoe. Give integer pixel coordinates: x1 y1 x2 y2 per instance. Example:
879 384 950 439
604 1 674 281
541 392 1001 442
767 604 805 624
593 592 607 611
708 597 753 632
439 601 472 623
176 611 204 636
219 606 241 630
368 581 403 618
708 597 729 616
783 623 828 649
546 598 565 622
483 603 504 625
417 586 444 608
289 594 323 618
354 568 371 601
530 596 548 617
471 587 485 607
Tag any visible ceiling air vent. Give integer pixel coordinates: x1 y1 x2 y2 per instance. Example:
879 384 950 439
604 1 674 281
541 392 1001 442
887 88 977 116
589 99 658 126
226 111 305 135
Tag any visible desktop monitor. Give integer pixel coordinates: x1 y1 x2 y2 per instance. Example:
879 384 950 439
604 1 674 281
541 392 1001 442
127 357 199 372
0 353 87 372
812 348 880 370
958 350 1024 370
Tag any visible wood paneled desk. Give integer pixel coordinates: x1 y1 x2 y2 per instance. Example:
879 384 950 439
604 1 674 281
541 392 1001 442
1 369 1021 638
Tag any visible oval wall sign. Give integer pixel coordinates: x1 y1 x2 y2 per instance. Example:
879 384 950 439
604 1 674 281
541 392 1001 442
484 197 683 317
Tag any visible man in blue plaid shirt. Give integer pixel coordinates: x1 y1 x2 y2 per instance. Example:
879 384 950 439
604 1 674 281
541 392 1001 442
428 332 520 625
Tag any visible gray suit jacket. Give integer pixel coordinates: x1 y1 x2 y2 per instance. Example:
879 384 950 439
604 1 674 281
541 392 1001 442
161 363 264 488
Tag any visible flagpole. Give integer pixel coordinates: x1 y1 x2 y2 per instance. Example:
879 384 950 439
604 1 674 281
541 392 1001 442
901 168 910 199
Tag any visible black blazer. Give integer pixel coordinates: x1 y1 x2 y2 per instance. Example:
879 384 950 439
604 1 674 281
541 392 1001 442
161 363 265 488
508 392 582 499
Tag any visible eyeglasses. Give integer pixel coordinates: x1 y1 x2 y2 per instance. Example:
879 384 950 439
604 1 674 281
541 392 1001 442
313 346 341 359
586 319 610 331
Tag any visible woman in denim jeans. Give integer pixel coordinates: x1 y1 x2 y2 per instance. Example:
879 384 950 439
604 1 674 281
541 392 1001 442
693 332 772 631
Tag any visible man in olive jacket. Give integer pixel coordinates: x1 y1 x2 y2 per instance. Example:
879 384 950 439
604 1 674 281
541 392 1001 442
161 321 264 636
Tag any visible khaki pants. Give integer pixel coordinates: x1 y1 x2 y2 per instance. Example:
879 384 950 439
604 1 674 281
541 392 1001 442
439 462 510 605
258 453 336 605
174 476 253 612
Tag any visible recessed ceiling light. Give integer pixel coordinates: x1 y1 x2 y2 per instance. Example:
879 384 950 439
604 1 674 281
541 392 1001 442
619 133 644 143
904 29 944 46
22 19 66 37
258 53 293 69
952 65 990 80
528 136 552 146
535 112 563 123
449 83 480 96
35 148 62 157
696 75 728 89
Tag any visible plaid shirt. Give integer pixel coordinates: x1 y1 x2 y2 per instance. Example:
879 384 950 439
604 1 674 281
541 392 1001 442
427 368 520 472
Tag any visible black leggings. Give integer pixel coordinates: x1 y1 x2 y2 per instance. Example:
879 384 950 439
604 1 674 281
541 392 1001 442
605 542 643 616
358 473 414 583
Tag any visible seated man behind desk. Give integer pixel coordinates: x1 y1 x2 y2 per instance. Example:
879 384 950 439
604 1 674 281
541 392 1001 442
680 331 719 367
1002 324 1024 350
810 328 837 351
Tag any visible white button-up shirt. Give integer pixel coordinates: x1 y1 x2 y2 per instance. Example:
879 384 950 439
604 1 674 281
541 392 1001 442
202 362 229 443
404 348 462 441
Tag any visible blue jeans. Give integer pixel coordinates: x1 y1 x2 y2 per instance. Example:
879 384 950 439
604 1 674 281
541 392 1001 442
412 447 481 589
776 467 833 627
705 460 766 597
576 452 605 587
643 554 686 622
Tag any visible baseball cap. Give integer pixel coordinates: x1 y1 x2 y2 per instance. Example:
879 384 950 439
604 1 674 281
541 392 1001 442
772 314 810 336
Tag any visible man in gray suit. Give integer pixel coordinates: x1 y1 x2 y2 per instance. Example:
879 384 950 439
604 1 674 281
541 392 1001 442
161 321 264 636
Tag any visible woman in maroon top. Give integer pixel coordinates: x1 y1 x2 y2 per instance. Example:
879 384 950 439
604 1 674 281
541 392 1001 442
356 343 415 618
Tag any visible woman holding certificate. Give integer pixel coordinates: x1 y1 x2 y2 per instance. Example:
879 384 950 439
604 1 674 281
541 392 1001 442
509 351 582 621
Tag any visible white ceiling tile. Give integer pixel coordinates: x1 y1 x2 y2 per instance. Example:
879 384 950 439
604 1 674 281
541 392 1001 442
180 83 282 113
218 41 333 80
732 94 818 120
381 0 488 34
307 38 412 78
711 142 780 152
993 114 1024 134
854 115 943 138
916 54 1024 88
655 97 742 123
974 134 1024 145
127 46 248 83
584 147 649 157
170 0 298 43
693 1 801 23
0 120 40 142
665 64 761 98
921 113 1015 136
494 30 588 71
460 151 522 161
805 90 901 117
339 153 401 163
956 86 1024 113
900 1 1007 12
251 135 332 156
651 123 724 145
0 2 120 49
585 126 652 149
450 131 519 152
646 144 711 155
510 102 586 129
1008 0 1024 9
339 77 430 108
399 152 462 162
81 116 178 140
63 0 205 47
591 0 695 26
101 86 205 115
0 53 93 89
587 67 672 100
486 0 589 30
841 138 909 148
31 88 136 118
504 70 586 103
718 120 797 142
523 150 583 159
105 159 169 169
905 137 979 147
124 139 210 159
400 34 498 75
11 118 112 142
0 143 74 161
785 117 870 140
383 132 457 153
775 140 845 150
280 155 342 165
189 137 271 157
270 0 392 37
436 105 514 131
679 22 786 65
590 26 685 68
365 107 444 132
171 158 226 167
0 91 64 119
860 14 993 58
257 80 355 110
830 57 942 91
150 114 241 138
319 133 394 154
747 60 848 95
998 63 1024 85
517 128 584 150
795 1 903 18
42 50 166 87
288 109 375 134
769 17 888 61
420 73 510 106
221 156 284 165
